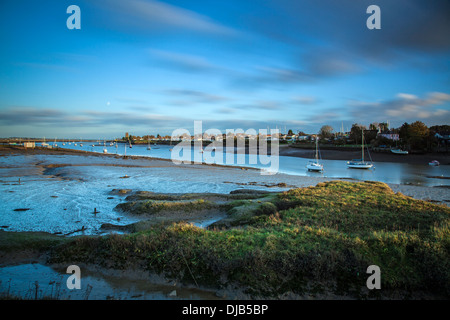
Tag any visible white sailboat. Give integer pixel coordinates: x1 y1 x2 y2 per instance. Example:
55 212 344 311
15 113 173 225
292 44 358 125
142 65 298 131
391 148 408 155
347 129 374 169
42 137 49 148
391 140 408 154
306 137 323 172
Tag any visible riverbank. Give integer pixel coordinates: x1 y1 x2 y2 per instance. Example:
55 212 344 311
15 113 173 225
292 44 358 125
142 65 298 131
0 146 449 299
1 180 449 300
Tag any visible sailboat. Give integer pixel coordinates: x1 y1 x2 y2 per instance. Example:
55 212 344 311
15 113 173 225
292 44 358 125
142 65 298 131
347 129 374 169
42 137 49 148
391 148 408 155
147 139 152 150
391 140 408 154
306 137 323 172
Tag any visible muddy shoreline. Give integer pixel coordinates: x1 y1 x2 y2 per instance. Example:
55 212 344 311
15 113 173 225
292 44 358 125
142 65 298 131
1 145 448 205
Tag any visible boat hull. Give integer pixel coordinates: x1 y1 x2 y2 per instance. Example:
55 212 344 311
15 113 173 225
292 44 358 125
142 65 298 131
347 162 373 169
306 162 323 171
391 149 408 155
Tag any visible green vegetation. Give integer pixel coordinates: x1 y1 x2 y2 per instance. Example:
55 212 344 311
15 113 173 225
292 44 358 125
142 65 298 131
17 181 450 298
116 199 217 216
0 231 66 253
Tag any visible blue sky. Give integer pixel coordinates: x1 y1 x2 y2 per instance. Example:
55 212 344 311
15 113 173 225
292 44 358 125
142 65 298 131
0 0 449 138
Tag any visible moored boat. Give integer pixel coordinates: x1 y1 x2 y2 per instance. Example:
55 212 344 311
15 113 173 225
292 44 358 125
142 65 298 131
391 148 408 155
347 159 374 169
306 137 323 172
347 129 374 169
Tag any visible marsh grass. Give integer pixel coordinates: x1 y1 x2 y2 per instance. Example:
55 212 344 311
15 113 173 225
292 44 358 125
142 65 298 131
115 199 218 216
48 181 450 298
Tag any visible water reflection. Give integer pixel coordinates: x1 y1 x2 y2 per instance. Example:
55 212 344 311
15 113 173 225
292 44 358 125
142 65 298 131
0 263 218 300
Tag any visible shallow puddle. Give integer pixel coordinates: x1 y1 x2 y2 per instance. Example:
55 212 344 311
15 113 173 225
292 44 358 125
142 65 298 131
0 263 220 300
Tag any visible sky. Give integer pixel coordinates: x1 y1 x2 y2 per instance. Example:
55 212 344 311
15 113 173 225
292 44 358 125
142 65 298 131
0 0 449 139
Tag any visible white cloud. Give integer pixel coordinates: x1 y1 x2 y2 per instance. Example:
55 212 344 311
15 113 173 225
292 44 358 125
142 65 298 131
103 0 237 36
350 91 450 125
396 93 417 100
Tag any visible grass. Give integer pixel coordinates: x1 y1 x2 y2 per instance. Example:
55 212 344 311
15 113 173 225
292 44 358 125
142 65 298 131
0 231 67 253
115 199 217 216
13 181 450 298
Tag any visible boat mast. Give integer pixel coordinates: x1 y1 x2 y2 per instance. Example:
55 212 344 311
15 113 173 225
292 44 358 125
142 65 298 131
361 129 364 163
315 137 319 163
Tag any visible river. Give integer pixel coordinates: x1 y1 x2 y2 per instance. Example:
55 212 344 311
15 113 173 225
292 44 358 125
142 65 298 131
56 141 448 187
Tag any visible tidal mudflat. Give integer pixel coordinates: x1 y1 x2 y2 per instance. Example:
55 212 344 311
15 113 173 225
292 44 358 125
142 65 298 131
0 147 449 300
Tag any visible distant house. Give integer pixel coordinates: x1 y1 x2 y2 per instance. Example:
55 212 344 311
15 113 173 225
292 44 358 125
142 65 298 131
286 134 297 141
23 142 35 148
378 132 399 141
435 132 450 140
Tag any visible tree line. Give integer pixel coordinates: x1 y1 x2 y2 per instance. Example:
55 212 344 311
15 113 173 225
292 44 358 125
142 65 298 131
317 121 449 152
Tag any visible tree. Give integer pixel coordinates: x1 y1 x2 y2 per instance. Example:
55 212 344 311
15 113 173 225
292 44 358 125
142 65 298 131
287 129 294 135
399 121 429 150
319 125 333 139
398 122 411 142
349 124 367 144
379 122 389 132
409 121 429 138
409 121 429 150
369 122 379 131
429 125 450 134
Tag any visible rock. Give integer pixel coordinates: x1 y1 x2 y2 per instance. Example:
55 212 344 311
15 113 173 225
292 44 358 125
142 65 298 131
110 189 133 195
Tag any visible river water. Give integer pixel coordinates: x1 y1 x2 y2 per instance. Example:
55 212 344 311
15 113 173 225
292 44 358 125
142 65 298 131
57 141 448 187
0 263 219 300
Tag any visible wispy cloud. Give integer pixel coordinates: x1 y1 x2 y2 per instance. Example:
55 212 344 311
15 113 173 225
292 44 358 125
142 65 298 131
292 96 319 105
349 92 450 125
149 49 219 73
164 89 231 105
0 107 181 128
98 0 237 36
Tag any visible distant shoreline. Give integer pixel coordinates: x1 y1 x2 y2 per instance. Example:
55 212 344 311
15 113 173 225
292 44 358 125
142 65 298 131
1 144 448 167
